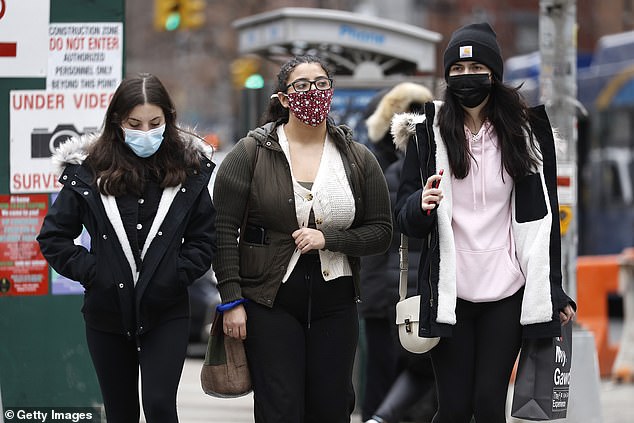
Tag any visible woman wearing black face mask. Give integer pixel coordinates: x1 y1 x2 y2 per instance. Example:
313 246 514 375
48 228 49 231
391 23 576 423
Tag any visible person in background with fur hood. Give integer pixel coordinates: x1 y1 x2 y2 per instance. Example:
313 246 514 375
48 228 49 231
37 73 217 423
360 82 437 423
392 23 576 422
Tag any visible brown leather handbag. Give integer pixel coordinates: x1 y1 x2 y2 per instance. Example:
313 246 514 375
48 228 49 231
200 312 252 398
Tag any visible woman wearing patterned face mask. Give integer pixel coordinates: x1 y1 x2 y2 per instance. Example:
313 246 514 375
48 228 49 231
391 23 576 422
37 73 217 423
212 55 392 422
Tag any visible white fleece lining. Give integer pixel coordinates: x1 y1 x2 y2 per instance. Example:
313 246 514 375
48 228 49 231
513 164 554 324
431 110 458 325
101 185 181 286
141 185 180 260
101 193 139 285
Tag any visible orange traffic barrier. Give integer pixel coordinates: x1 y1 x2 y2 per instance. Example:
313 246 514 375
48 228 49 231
612 247 634 383
576 255 621 377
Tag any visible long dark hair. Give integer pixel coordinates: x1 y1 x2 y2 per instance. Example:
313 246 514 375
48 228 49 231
260 55 333 125
85 73 201 196
438 79 540 180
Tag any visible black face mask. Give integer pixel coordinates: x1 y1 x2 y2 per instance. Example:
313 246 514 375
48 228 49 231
447 74 492 108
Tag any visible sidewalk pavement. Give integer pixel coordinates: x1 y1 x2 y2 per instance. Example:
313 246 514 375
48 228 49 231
176 357 634 423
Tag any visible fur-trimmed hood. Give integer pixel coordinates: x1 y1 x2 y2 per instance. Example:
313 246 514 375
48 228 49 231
365 82 433 143
390 101 565 157
391 111 427 152
51 130 214 175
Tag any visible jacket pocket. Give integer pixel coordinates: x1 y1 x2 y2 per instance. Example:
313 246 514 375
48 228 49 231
455 247 524 301
515 173 547 223
148 254 187 300
238 242 268 280
82 253 97 289
83 270 121 314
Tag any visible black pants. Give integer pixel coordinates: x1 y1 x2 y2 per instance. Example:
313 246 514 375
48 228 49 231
374 351 437 423
361 317 400 421
431 289 523 423
85 318 189 423
244 255 359 423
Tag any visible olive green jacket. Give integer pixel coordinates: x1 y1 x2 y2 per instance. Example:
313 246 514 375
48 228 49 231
212 120 392 307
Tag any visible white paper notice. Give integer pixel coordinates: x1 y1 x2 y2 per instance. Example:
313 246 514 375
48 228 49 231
47 22 123 91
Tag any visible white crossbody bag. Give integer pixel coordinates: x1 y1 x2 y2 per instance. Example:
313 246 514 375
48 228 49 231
395 233 440 353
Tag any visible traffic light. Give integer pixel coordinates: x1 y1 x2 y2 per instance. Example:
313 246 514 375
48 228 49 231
154 0 181 31
154 0 206 31
244 74 265 89
231 56 262 89
180 0 206 30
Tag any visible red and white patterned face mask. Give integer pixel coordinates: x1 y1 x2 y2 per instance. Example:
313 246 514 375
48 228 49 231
285 88 333 127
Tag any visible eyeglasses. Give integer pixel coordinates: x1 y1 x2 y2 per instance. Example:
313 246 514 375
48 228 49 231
286 77 333 92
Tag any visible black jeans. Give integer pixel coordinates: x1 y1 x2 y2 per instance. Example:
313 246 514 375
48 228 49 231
86 318 189 423
244 254 358 423
431 289 523 423
361 316 400 421
373 351 437 423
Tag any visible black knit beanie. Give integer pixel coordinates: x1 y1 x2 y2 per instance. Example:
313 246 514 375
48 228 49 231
443 22 503 81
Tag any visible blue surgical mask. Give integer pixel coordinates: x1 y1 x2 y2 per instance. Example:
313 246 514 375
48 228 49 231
122 124 166 158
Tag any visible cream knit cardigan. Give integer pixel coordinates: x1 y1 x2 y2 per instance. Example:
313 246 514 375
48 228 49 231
277 126 356 282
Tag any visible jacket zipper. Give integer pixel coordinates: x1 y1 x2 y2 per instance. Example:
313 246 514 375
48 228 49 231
422 112 438 311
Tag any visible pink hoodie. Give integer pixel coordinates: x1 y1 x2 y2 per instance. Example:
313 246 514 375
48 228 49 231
451 122 525 302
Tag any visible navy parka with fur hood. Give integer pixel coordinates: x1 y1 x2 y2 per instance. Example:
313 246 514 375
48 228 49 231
392 101 576 340
37 133 216 341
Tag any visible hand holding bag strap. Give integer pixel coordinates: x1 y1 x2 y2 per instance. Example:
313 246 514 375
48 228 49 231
201 312 252 397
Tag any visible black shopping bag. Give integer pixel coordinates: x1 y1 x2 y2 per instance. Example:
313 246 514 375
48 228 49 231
511 322 573 420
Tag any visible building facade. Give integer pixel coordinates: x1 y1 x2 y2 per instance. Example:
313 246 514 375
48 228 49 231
125 0 634 144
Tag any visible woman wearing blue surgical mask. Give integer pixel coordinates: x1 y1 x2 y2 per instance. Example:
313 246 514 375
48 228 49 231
37 73 217 423
391 23 576 423
122 122 166 158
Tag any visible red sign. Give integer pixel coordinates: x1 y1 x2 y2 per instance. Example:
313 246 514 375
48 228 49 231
0 194 49 296
0 1 16 58
557 175 572 187
0 42 16 57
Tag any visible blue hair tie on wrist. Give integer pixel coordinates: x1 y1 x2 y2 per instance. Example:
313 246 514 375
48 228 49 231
216 298 248 313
